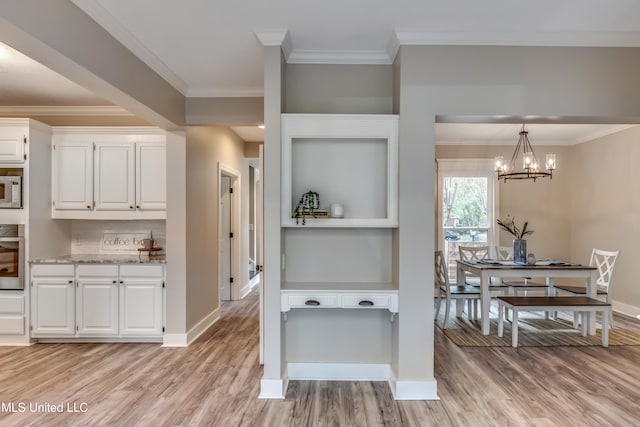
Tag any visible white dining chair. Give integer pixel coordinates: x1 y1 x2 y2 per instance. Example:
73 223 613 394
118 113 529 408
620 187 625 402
555 248 619 328
434 251 480 329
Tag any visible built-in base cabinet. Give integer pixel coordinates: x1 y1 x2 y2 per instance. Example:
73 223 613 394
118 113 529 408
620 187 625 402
0 292 26 335
119 265 164 336
31 264 164 340
31 265 76 336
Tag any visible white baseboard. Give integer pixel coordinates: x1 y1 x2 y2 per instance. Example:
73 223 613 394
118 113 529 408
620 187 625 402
259 378 288 399
162 333 188 347
389 378 440 400
0 336 31 346
612 300 640 319
162 307 221 347
287 362 391 381
241 273 261 299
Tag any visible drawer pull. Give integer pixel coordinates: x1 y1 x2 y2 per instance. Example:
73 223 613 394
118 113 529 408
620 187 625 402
304 299 321 306
358 300 375 307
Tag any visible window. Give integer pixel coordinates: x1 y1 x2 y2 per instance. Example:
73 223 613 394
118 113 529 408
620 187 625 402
437 159 498 280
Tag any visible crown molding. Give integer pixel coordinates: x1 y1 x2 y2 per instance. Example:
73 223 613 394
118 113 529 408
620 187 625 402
0 106 134 116
51 126 162 135
286 49 391 64
393 30 640 47
71 0 189 95
186 88 264 98
254 29 292 61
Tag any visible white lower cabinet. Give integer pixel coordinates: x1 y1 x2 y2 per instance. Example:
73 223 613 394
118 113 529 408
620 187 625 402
31 263 164 340
76 265 119 336
0 292 26 335
120 265 164 336
31 265 76 336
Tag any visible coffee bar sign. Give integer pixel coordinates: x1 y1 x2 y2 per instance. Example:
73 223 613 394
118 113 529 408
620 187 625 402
100 231 151 254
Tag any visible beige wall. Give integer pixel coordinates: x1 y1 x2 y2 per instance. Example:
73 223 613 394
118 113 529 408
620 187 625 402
570 126 640 314
244 141 262 158
185 126 248 329
436 144 574 259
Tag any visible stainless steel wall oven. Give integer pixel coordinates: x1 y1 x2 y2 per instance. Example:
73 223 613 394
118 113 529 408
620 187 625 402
0 224 24 290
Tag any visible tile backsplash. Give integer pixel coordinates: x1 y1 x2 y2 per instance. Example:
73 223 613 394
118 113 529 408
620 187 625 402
71 220 166 254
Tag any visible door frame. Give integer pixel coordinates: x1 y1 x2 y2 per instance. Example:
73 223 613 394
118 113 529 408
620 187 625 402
218 162 242 302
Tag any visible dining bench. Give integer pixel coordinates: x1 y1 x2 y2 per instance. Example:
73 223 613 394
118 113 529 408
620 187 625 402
496 296 611 348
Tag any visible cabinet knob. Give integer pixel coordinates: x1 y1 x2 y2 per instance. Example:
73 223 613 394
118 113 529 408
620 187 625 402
68 280 73 284
304 299 321 306
120 280 123 284
86 205 91 209
358 300 375 307
112 280 116 284
130 206 134 209
136 205 140 209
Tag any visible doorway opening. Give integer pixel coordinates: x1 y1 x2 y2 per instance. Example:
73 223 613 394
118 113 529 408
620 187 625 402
218 163 241 303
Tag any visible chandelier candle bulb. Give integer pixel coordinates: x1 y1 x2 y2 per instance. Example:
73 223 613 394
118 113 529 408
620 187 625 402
546 153 557 170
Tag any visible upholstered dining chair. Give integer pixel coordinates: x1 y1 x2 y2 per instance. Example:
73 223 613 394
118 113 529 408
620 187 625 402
434 251 480 329
555 248 620 328
495 245 548 296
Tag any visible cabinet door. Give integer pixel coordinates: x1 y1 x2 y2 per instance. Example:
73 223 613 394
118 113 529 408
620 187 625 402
136 142 166 210
0 126 26 163
76 279 119 336
31 279 75 336
53 141 93 210
94 142 135 211
120 278 163 336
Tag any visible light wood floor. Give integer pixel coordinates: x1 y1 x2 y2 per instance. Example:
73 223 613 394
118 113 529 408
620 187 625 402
1 290 639 426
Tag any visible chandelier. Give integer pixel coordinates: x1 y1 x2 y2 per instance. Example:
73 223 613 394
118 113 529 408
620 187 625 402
494 124 556 181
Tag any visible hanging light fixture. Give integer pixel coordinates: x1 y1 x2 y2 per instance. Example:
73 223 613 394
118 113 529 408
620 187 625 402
494 124 556 182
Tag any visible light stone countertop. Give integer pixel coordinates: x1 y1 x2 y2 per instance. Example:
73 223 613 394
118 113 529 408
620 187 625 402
29 254 166 264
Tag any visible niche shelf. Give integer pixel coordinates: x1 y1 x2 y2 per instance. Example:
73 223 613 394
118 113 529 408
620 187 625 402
281 114 398 228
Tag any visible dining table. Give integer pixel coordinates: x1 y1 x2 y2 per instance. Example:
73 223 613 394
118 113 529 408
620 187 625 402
456 260 598 335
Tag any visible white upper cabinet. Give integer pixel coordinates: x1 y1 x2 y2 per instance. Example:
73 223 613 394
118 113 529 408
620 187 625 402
0 125 26 163
53 141 93 211
136 142 166 211
94 142 135 211
52 128 166 219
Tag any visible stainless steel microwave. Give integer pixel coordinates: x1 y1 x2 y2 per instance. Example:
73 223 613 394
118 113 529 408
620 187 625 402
0 176 22 208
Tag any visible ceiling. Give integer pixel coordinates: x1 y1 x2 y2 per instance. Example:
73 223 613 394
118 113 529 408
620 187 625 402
3 0 640 141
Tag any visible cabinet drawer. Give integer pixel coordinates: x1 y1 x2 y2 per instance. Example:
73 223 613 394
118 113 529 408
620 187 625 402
285 294 339 308
76 264 119 277
0 316 24 334
0 294 24 314
341 294 393 309
120 265 164 278
31 264 75 277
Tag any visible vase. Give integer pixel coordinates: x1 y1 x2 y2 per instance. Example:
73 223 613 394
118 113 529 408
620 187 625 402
513 239 527 265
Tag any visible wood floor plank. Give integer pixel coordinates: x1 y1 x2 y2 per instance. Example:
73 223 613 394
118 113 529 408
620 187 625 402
1 288 639 426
